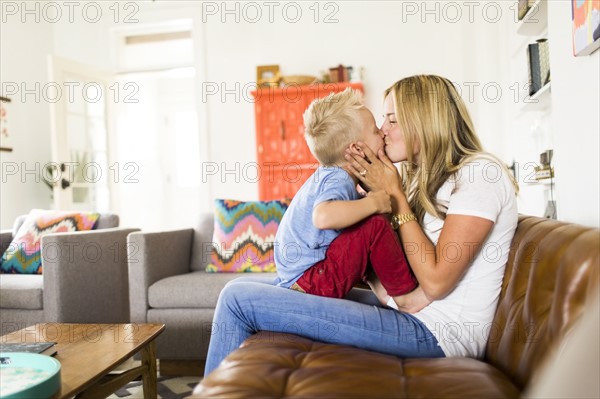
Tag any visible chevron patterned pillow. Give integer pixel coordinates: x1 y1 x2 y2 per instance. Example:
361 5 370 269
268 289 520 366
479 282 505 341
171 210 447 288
207 199 290 273
0 209 100 274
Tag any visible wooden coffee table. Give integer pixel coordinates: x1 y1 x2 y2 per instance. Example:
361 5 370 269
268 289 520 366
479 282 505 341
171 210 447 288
1 323 165 399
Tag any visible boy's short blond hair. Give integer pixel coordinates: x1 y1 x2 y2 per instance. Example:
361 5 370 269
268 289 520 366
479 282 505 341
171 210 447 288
303 88 365 165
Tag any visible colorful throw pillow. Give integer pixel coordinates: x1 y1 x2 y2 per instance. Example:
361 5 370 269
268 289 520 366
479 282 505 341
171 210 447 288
0 209 100 274
207 199 290 273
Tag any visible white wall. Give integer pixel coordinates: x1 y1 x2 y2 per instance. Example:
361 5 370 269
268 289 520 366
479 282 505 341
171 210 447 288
201 1 509 200
42 1 510 224
548 1 599 227
0 19 54 228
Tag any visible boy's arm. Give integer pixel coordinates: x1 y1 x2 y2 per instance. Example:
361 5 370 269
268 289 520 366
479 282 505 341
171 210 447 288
312 190 391 230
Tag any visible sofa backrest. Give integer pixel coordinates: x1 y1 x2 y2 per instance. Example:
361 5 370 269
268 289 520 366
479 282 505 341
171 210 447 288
485 215 600 389
12 213 119 236
190 212 215 272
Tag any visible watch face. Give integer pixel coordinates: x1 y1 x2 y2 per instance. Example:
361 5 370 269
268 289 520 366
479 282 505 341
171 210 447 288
390 215 399 230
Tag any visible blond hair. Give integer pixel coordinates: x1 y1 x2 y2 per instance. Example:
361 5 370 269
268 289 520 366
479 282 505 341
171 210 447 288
303 88 365 165
385 75 518 222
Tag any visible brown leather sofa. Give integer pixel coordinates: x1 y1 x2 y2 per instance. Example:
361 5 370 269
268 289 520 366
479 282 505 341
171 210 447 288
192 215 599 398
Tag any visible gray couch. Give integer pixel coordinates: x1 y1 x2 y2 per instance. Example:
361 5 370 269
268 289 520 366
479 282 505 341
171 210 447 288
127 212 276 368
0 214 139 334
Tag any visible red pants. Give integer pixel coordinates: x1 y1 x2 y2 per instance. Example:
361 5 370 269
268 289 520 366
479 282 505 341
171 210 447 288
294 215 417 298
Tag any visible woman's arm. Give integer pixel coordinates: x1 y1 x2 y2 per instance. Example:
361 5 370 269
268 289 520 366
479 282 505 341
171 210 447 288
389 192 493 300
346 143 494 301
313 190 391 230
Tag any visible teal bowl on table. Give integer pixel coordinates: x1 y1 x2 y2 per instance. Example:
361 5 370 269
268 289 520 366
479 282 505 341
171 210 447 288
0 353 61 399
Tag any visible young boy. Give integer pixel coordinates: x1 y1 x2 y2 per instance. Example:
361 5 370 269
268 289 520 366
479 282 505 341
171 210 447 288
274 88 417 308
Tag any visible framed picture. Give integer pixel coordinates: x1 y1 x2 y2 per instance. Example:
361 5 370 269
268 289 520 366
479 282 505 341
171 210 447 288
0 96 12 152
572 0 600 56
257 65 280 87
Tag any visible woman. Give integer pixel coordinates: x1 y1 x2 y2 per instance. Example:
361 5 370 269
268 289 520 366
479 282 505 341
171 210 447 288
204 75 518 375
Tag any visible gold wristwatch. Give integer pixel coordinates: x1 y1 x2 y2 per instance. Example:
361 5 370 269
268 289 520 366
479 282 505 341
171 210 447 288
390 213 417 230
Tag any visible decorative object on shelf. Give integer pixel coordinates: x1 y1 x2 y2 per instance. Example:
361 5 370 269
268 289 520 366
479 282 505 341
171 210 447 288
572 0 600 56
518 0 539 20
527 39 551 95
0 95 12 152
535 149 554 180
319 70 331 83
517 0 548 36
527 42 542 95
256 65 281 87
328 64 353 83
538 38 551 85
280 75 318 86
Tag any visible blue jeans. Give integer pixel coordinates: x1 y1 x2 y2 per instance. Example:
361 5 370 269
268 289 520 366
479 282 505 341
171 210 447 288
204 276 445 376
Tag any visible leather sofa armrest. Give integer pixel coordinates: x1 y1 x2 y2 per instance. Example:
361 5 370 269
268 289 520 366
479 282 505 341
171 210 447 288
127 229 194 323
41 227 140 323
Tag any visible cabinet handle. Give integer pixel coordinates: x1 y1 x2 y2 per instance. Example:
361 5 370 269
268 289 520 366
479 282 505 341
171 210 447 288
280 121 286 140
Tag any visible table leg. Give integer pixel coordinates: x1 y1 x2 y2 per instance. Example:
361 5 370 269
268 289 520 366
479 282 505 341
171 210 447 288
140 340 158 399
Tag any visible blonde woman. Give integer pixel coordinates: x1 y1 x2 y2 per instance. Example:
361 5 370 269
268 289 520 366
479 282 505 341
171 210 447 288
346 75 518 357
204 75 518 376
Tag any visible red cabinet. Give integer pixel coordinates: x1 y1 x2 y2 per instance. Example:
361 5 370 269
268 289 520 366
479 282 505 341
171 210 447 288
252 82 364 200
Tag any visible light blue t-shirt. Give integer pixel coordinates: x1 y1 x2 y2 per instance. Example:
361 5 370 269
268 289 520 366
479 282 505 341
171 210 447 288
275 166 360 288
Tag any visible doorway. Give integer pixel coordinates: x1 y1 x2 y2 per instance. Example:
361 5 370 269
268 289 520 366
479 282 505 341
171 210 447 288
112 22 201 231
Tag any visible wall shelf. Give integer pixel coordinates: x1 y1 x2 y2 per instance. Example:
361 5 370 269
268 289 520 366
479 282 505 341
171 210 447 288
510 0 555 218
523 179 554 195
520 82 552 112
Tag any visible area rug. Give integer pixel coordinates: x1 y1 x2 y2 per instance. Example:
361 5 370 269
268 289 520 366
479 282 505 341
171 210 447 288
107 376 200 399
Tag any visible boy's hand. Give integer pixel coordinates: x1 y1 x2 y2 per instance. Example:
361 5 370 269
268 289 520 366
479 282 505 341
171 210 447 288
367 190 391 214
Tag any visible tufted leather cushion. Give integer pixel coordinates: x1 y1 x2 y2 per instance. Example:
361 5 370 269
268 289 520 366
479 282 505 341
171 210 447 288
192 216 599 398
195 332 520 398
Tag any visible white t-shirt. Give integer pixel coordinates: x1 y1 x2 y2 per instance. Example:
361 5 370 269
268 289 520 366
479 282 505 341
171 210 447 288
413 156 518 358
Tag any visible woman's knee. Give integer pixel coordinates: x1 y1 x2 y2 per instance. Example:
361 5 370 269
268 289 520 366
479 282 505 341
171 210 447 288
224 275 276 289
224 276 251 289
218 281 273 310
218 282 248 310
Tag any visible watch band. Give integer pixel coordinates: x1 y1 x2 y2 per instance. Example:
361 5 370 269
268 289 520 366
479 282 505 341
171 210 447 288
391 213 417 229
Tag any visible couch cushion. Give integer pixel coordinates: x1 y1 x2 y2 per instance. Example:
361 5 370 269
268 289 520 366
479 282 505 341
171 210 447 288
0 274 43 309
1 209 100 274
148 272 277 308
194 332 520 398
207 199 289 272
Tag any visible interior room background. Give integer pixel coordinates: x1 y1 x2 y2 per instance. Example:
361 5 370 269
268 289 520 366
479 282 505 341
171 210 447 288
1 0 598 230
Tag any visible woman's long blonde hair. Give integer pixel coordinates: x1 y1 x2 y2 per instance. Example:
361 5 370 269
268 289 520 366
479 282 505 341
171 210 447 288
384 75 517 222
